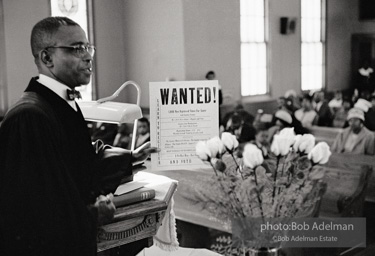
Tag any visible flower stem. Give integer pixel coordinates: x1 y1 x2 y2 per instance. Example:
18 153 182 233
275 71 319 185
253 167 265 219
277 160 286 196
272 156 280 205
210 161 244 217
230 151 244 179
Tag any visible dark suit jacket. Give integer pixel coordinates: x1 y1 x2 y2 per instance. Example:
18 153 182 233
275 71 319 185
316 101 333 127
0 78 132 256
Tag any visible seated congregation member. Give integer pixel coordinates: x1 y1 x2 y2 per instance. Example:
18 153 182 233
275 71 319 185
221 104 254 131
271 96 293 124
114 118 151 150
133 117 151 149
268 110 292 143
0 17 157 256
354 98 373 130
226 111 256 144
113 123 131 149
250 122 269 157
268 110 304 142
269 109 308 143
284 89 301 113
313 90 333 127
328 90 343 113
331 108 375 155
89 122 118 145
332 97 352 128
276 96 289 112
365 94 375 131
294 94 318 128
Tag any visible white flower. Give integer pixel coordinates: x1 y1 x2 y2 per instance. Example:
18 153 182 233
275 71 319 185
243 143 264 169
270 135 282 156
196 141 211 161
279 127 296 138
271 128 295 156
294 134 302 145
206 136 226 158
221 132 239 151
293 134 315 154
308 142 331 164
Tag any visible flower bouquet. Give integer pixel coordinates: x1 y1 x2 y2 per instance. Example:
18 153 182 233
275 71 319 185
194 128 331 254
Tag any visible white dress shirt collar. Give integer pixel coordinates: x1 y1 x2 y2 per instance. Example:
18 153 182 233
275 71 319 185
37 74 77 111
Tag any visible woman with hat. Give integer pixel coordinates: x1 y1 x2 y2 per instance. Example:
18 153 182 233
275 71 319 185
331 108 375 155
268 109 307 143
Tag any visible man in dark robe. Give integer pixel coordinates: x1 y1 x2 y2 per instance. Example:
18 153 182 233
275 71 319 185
0 17 156 256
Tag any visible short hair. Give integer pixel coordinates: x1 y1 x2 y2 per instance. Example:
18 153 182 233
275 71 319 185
205 71 215 79
30 16 79 58
342 96 353 106
254 122 268 135
302 93 313 102
138 117 150 126
231 112 242 126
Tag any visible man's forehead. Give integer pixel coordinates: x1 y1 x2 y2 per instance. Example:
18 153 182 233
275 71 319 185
54 25 88 45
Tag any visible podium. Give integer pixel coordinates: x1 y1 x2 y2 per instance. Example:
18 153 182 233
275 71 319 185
97 173 177 256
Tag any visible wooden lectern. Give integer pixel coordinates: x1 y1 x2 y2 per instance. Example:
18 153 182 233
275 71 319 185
97 175 177 256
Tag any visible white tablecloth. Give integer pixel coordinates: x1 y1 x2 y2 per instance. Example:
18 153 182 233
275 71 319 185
134 172 179 251
136 245 222 256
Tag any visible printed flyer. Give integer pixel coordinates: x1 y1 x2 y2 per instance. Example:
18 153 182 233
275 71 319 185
149 80 219 170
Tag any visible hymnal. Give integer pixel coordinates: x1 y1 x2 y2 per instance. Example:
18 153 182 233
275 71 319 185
113 187 155 207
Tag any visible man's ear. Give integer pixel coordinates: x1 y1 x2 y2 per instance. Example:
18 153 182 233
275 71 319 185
40 50 54 67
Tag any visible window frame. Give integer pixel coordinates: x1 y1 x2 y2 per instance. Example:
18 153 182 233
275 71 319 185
240 0 269 98
300 0 326 92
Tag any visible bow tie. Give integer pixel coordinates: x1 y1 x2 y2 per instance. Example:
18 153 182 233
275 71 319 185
66 89 82 100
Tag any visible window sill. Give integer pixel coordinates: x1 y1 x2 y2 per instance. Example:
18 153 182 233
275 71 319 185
241 94 274 104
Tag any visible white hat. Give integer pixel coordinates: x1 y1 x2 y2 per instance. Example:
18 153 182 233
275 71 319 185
275 110 293 124
354 99 372 113
284 89 297 98
347 108 365 121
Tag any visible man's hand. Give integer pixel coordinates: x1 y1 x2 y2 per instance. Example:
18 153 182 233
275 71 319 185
94 193 116 225
132 142 160 165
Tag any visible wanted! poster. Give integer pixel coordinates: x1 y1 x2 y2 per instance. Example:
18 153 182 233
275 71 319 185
149 80 219 170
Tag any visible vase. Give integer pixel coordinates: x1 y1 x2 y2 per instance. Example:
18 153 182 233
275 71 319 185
245 247 280 256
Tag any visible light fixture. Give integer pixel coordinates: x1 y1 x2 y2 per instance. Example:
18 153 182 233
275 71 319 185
78 81 142 150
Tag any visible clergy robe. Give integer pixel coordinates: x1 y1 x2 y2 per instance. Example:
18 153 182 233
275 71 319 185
0 77 132 256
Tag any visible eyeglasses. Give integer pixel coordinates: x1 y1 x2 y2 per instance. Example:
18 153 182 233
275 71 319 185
45 44 96 58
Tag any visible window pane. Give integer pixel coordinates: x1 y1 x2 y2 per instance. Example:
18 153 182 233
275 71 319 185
302 0 321 18
240 0 267 96
50 0 92 101
254 16 265 42
301 42 323 91
254 0 264 18
302 17 321 42
241 43 267 96
301 0 324 91
240 0 251 16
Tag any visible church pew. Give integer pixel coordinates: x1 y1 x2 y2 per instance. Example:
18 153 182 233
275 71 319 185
319 165 372 217
326 153 375 202
308 125 343 146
